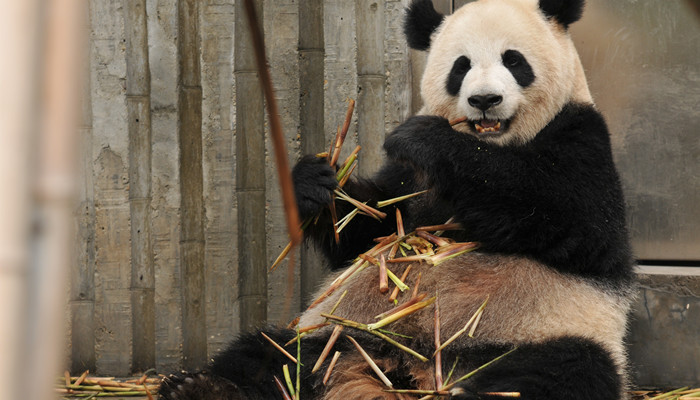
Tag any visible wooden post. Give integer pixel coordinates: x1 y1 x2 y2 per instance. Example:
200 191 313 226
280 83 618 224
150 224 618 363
298 0 327 307
178 0 207 370
124 0 155 372
71 0 96 373
235 0 268 333
27 0 84 395
0 1 41 398
356 0 386 176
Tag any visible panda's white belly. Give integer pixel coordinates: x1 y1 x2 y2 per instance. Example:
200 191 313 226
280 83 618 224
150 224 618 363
299 252 632 371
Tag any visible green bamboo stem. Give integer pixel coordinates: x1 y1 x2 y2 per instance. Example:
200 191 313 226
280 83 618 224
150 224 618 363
321 313 428 362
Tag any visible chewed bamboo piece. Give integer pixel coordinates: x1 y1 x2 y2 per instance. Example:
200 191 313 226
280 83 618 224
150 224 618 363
274 376 294 400
434 297 489 355
312 325 345 373
367 296 436 331
329 99 356 167
434 295 444 390
322 313 428 361
389 265 412 302
261 332 298 364
375 293 428 320
346 335 393 388
376 190 428 208
323 351 342 385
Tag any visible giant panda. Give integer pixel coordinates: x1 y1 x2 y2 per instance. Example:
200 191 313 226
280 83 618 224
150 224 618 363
159 0 635 399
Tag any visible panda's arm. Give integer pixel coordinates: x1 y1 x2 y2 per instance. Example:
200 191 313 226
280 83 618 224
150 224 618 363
294 156 422 269
384 105 631 280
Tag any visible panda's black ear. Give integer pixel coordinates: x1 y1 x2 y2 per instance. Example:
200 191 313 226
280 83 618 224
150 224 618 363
538 0 585 29
404 0 445 51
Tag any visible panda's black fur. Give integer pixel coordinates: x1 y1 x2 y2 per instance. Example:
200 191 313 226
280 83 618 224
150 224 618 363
160 0 634 399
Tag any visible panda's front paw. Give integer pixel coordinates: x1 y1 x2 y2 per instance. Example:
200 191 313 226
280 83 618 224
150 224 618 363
292 154 338 219
384 115 454 169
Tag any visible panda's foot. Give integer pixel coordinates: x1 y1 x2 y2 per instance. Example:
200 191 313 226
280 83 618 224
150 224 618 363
158 371 243 400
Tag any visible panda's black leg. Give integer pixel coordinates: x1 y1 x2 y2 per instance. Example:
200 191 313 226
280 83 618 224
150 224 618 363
446 337 621 400
158 326 333 400
159 370 243 400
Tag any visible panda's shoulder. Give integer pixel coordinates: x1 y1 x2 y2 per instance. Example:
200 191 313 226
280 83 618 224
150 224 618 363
533 102 613 152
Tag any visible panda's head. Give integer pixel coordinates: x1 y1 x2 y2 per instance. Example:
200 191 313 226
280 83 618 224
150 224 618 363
406 0 593 145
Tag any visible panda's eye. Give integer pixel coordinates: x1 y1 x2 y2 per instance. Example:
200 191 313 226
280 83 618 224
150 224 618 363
453 56 471 74
501 50 535 87
446 56 472 96
502 50 524 68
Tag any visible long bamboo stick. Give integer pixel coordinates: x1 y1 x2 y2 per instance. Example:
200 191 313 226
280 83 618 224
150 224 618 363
242 0 302 246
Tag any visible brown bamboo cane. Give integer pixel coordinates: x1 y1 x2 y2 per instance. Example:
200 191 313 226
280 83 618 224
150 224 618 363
242 0 302 246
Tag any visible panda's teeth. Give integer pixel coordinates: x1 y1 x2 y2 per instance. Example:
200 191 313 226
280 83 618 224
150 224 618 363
475 121 502 134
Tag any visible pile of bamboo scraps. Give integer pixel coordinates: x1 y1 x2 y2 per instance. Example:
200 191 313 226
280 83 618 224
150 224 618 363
57 370 161 399
631 388 700 400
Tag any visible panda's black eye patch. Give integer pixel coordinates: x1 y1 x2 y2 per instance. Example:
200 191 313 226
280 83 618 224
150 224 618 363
446 56 471 96
502 50 535 87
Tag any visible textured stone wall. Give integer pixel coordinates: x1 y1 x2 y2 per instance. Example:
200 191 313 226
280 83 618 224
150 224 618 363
72 0 413 374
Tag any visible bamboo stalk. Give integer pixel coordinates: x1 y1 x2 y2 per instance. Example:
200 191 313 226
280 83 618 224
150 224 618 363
312 325 345 373
468 307 484 338
385 389 451 395
376 190 429 208
283 364 295 398
368 296 435 331
415 223 463 232
416 230 453 247
329 99 356 167
321 313 428 361
338 161 357 188
336 145 361 182
443 356 459 386
274 376 294 400
323 351 342 385
379 255 389 293
328 290 348 316
386 267 409 292
443 348 518 390
242 0 302 245
261 332 298 364
412 272 423 299
329 199 340 243
434 297 489 355
396 208 405 237
434 295 443 390
296 328 301 400
75 370 90 386
375 293 428 320
144 383 154 400
346 335 393 388
334 189 387 220
480 392 521 398
649 387 691 400
389 265 412 302
430 242 480 266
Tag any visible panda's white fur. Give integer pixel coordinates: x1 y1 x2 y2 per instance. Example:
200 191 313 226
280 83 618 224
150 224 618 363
300 254 634 399
420 0 593 145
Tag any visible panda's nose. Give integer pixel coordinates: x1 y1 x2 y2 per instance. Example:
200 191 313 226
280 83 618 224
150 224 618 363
468 94 503 111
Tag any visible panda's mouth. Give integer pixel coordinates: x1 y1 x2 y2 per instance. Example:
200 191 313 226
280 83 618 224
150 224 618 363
468 119 509 136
